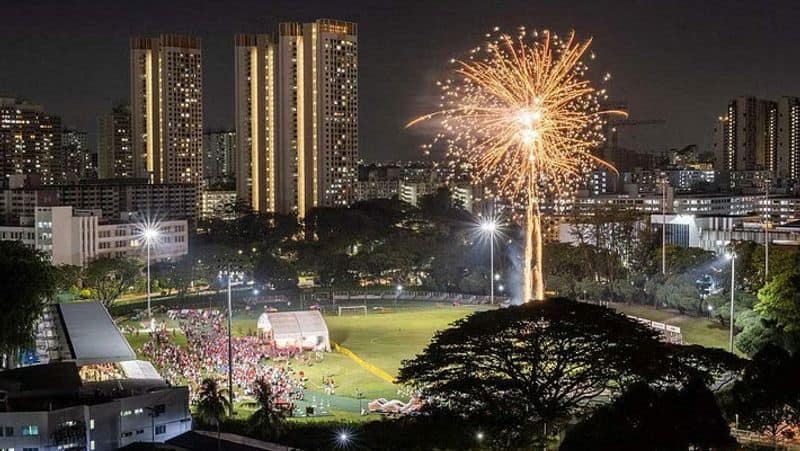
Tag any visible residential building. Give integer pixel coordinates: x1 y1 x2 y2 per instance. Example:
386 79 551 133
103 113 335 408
356 164 400 201
59 179 197 221
399 181 433 207
0 97 62 185
62 128 93 181
97 103 133 178
776 96 800 182
203 129 236 183
130 35 203 189
451 183 474 213
713 97 777 173
0 206 188 266
200 190 237 220
235 19 358 216
401 161 439 183
0 176 197 223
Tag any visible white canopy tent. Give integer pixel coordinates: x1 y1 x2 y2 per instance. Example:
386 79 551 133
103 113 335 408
257 311 331 351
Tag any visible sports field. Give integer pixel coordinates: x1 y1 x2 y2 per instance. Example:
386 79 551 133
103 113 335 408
123 305 482 420
122 301 733 421
233 306 483 397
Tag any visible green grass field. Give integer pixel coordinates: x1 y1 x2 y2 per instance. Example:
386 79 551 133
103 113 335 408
121 301 733 423
123 305 481 421
611 303 733 351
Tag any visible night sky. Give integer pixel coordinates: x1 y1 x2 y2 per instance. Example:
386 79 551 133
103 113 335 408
2 0 799 160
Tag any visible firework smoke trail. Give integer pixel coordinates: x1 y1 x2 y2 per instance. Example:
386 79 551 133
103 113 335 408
409 27 620 301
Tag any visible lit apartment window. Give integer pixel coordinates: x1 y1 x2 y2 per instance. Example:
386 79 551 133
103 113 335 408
21 425 38 436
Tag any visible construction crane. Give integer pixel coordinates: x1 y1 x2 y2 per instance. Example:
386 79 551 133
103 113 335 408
598 101 665 169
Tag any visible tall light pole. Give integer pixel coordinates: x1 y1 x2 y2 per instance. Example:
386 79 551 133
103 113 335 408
763 179 771 280
219 270 243 415
481 219 498 304
142 228 160 319
727 252 736 353
661 178 669 275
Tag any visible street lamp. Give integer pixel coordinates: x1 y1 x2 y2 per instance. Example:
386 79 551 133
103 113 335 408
480 219 498 304
219 269 244 415
141 227 160 320
726 252 736 352
395 284 403 309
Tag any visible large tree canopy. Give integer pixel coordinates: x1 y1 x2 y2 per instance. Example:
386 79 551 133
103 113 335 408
398 299 739 448
83 256 142 306
724 345 800 446
0 241 55 356
756 269 800 334
561 379 736 451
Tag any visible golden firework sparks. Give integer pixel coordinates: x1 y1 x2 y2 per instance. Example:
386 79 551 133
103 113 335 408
409 27 621 302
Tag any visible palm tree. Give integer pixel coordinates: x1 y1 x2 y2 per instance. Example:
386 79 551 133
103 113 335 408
195 378 231 450
247 378 286 441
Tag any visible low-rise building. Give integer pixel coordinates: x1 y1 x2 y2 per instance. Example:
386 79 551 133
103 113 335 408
0 302 192 451
356 164 400 201
571 191 800 223
649 213 800 253
399 181 433 207
0 176 197 223
200 190 237 220
0 206 188 266
451 183 474 213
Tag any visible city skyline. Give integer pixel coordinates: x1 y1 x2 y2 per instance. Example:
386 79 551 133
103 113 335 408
235 20 358 216
4 0 800 162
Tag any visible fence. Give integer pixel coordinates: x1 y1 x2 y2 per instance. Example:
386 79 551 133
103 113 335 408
625 315 683 344
321 290 507 306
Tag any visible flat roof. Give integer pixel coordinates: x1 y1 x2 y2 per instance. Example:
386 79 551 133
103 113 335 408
57 302 136 365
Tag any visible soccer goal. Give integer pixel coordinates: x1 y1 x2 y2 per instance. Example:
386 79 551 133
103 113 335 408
338 305 367 316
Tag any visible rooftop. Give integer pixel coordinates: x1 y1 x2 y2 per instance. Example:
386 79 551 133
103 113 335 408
0 361 171 412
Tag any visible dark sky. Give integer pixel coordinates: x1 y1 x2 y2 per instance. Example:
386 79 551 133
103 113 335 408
2 0 799 160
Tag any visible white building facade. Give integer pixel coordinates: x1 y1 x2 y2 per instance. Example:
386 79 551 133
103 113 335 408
0 206 188 266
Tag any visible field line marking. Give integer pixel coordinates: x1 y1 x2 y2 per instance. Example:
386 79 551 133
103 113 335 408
332 341 396 384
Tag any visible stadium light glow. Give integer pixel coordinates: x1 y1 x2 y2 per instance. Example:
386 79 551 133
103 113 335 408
135 218 162 321
334 427 355 449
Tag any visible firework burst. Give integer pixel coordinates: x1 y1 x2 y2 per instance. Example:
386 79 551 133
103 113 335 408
409 27 621 301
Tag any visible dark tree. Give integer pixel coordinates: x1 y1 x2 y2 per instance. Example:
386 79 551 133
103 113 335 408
195 378 231 450
0 241 55 357
247 379 286 442
561 379 736 451
726 345 800 446
83 256 141 306
399 299 675 448
253 253 297 290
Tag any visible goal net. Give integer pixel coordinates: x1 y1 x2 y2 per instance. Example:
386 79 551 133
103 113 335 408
338 305 367 316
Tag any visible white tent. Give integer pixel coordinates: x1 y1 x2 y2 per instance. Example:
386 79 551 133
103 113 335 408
257 311 331 351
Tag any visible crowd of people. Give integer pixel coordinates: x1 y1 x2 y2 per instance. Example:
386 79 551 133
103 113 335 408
139 309 308 405
79 363 125 381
